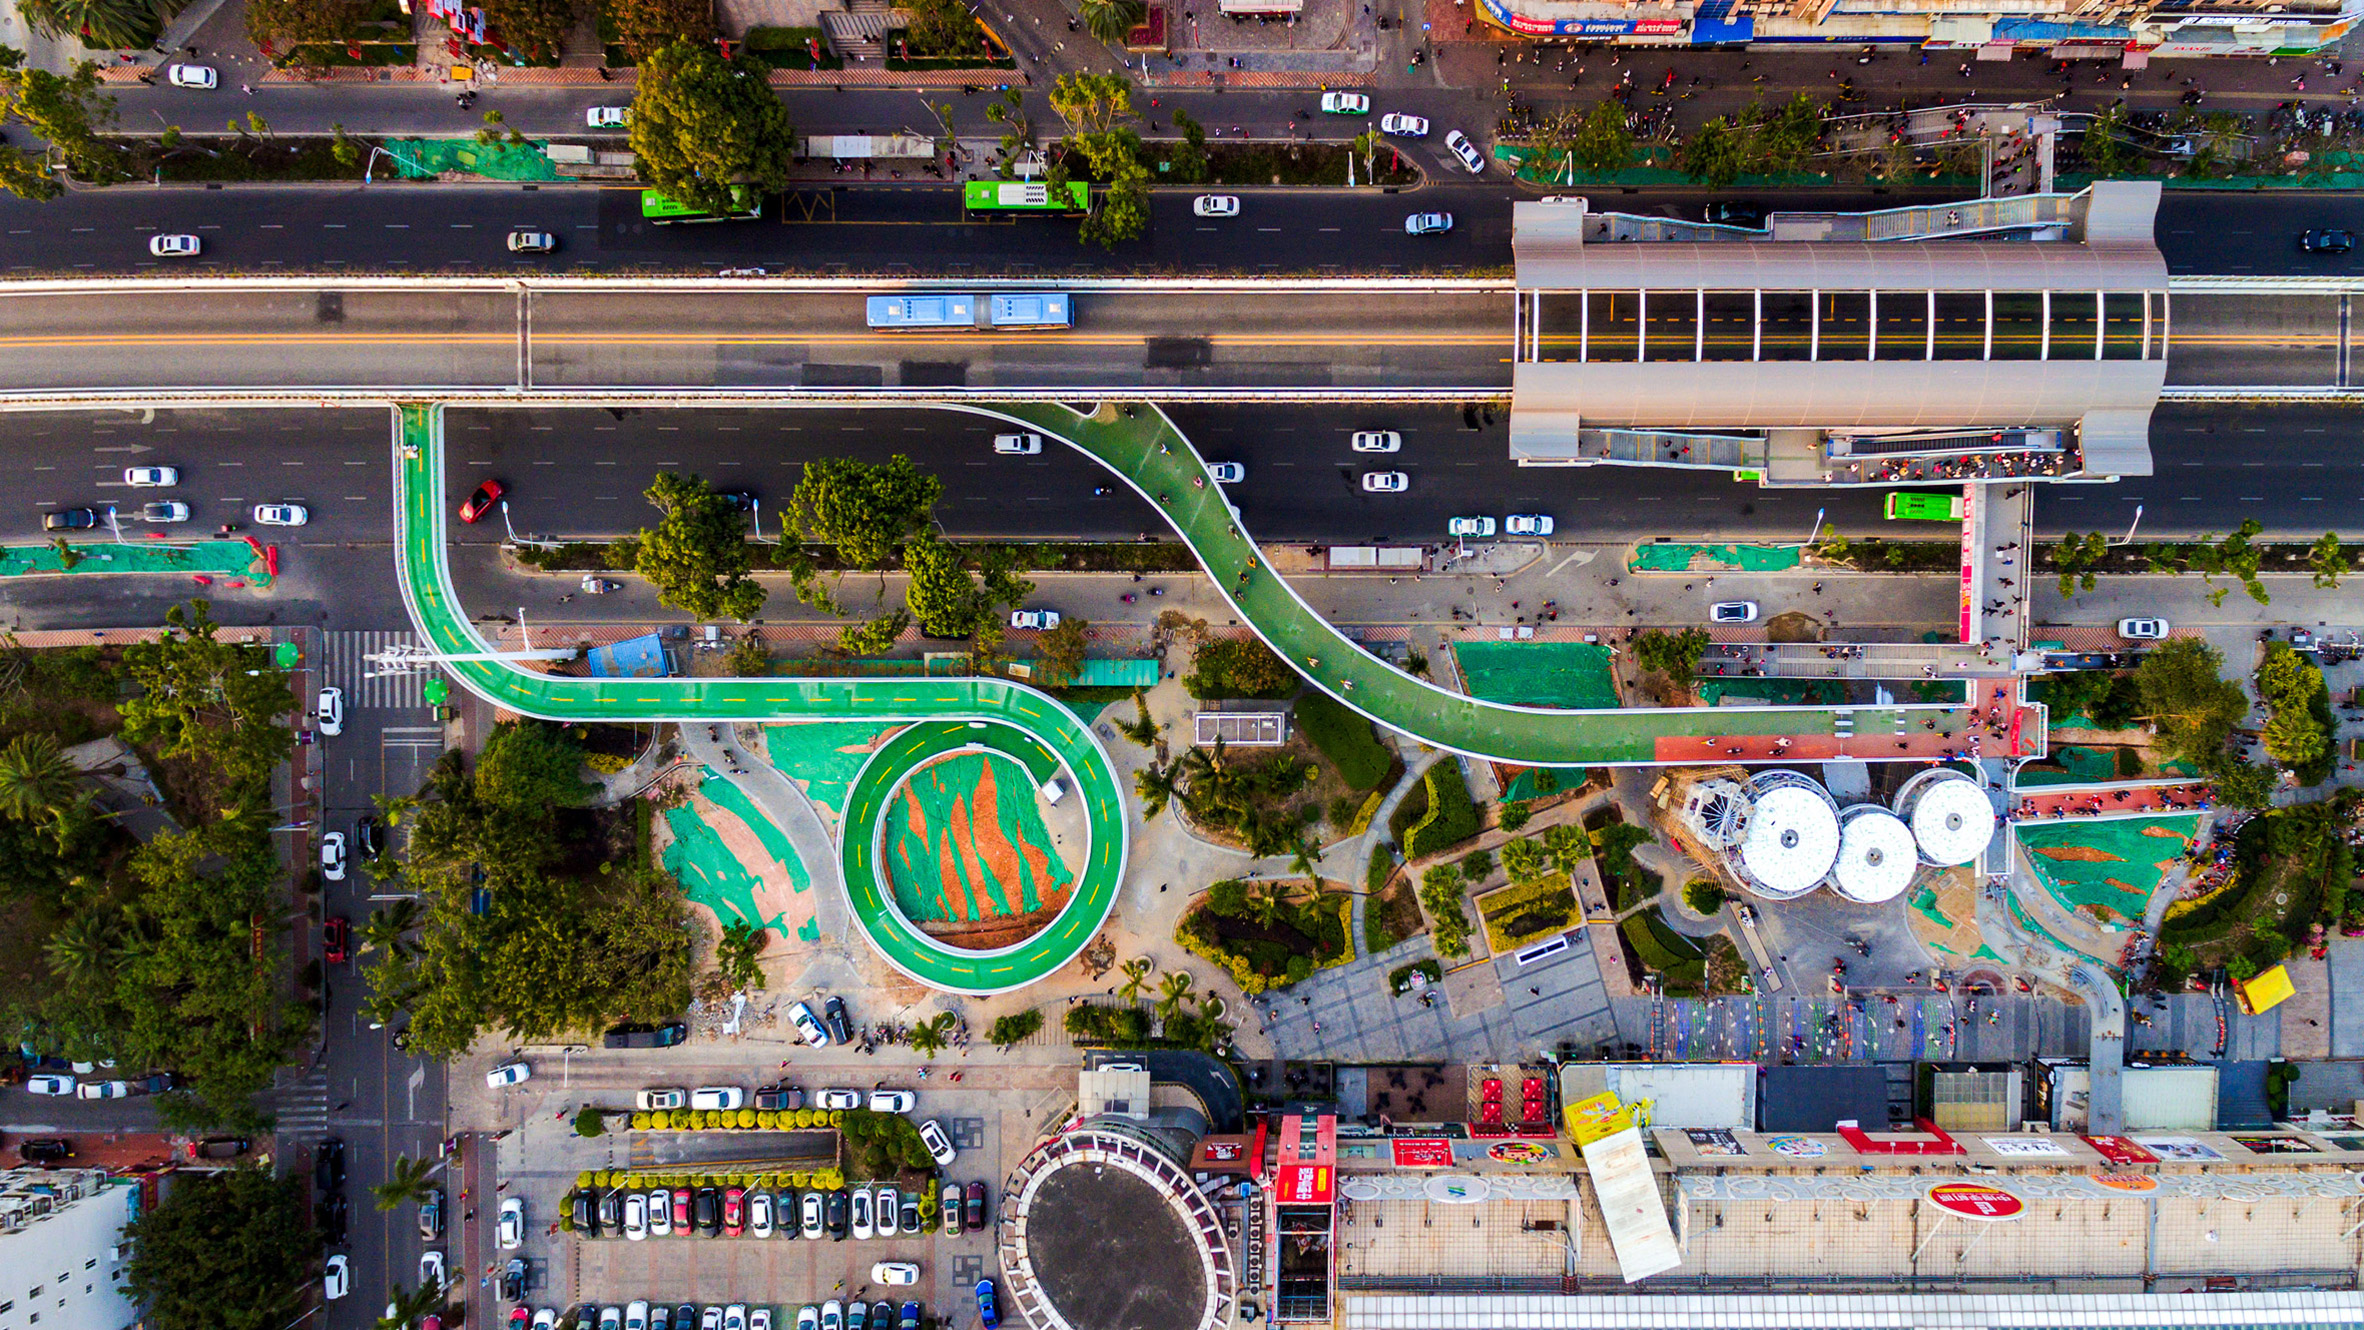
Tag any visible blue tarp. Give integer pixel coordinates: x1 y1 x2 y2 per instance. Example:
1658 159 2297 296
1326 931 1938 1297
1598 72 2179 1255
1693 16 1754 42
1991 17 2132 40
587 633 671 679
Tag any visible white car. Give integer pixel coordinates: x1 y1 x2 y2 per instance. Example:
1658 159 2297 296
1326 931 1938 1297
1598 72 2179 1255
875 1186 899 1237
700 1310 721 1330
1444 129 1486 173
486 1060 533 1089
850 1188 873 1241
918 1119 957 1167
1403 212 1451 236
2118 617 2170 640
623 1191 648 1241
253 503 308 526
135 501 191 524
316 687 343 736
724 1307 747 1330
1538 194 1590 207
1379 112 1428 137
319 832 347 882
1192 195 1240 218
992 433 1043 455
749 1190 774 1238
1446 517 1495 539
150 234 201 258
124 467 179 487
419 1251 446 1291
787 1001 829 1047
628 1305 650 1330
821 1304 843 1330
801 1190 825 1239
1319 91 1370 115
1361 471 1408 493
167 63 217 88
586 106 630 128
506 229 557 255
26 1074 73 1095
751 1313 772 1330
872 1263 921 1286
534 1311 557 1330
1208 462 1245 484
690 1086 744 1111
498 1197 525 1249
1008 609 1060 631
1504 514 1554 536
868 1088 916 1113
645 1188 671 1238
1350 430 1402 453
817 1088 862 1111
1710 601 1760 624
76 1080 130 1099
323 1255 351 1301
636 1087 686 1110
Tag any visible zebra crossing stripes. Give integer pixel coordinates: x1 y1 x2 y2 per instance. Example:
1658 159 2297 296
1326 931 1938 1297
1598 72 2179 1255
321 631 435 710
277 1068 332 1139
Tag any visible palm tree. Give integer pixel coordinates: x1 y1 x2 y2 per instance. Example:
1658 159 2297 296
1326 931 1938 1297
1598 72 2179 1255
371 1154 442 1212
1246 879 1284 929
361 899 425 960
1117 956 1154 1003
1079 0 1146 45
1290 837 1324 888
377 1282 446 1330
1133 762 1177 822
44 909 119 985
1155 970 1195 1023
908 1012 955 1059
16 0 166 50
0 732 82 823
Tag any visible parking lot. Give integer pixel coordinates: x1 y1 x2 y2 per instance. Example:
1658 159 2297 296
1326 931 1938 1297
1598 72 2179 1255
459 1037 1080 1330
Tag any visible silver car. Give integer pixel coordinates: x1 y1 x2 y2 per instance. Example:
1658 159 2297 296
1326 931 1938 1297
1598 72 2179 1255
1403 213 1452 236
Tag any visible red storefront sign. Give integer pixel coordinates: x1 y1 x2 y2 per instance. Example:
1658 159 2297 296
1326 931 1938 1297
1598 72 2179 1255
1391 1138 1455 1168
1925 1181 2024 1220
1277 1163 1334 1203
2083 1135 2158 1165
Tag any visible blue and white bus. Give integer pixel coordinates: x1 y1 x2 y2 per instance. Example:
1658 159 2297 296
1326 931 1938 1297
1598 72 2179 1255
866 293 976 330
986 293 1071 328
865 292 1073 331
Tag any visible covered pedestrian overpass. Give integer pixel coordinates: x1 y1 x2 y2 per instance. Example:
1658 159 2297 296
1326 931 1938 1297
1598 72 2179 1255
1506 183 2172 485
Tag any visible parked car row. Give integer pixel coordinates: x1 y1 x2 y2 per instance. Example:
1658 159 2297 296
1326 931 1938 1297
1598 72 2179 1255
315 1138 348 1247
22 1068 185 1100
784 995 854 1047
572 1180 989 1242
567 1300 925 1330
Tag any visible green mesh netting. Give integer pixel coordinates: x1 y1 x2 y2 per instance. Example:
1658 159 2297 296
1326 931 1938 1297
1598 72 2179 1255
383 137 561 181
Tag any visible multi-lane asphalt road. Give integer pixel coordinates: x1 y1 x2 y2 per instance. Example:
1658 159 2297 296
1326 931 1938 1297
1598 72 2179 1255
7 179 2364 279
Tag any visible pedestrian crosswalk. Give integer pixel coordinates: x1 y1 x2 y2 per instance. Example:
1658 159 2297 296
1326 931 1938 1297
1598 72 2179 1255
278 1067 332 1140
322 630 434 710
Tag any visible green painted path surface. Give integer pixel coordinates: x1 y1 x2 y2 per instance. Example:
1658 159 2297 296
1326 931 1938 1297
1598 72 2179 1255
0 537 272 583
996 403 1929 765
393 405 1124 995
662 771 814 942
1456 641 1620 711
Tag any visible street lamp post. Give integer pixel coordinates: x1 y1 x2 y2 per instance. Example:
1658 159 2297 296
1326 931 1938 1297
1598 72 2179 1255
1797 506 1826 550
2110 504 2143 546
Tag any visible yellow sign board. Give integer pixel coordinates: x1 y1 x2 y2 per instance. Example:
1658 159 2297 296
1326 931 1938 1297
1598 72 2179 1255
1563 1091 1634 1147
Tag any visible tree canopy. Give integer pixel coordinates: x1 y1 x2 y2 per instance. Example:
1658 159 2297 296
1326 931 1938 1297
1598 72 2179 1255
118 599 295 803
2133 638 2247 769
634 471 766 621
628 42 793 216
479 0 580 62
900 533 1031 640
125 1169 321 1330
607 0 713 60
787 454 942 570
0 48 121 198
243 0 368 54
17 0 170 51
364 724 692 1057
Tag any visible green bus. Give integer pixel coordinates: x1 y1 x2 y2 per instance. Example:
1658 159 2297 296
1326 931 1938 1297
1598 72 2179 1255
962 180 1091 212
639 187 764 224
1884 492 1965 522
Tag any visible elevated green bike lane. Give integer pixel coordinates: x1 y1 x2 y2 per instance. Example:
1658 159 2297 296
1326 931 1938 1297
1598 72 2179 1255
391 405 1126 996
994 403 1938 765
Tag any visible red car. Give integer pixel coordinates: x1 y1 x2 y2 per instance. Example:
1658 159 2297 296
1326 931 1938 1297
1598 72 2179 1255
723 1186 745 1237
672 1187 691 1232
459 479 506 524
323 915 351 964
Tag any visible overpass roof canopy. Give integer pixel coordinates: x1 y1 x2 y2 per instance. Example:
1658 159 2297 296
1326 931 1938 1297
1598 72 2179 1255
1511 234 2169 295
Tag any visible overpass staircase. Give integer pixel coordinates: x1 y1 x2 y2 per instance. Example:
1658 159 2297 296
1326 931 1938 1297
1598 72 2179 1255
823 0 893 62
